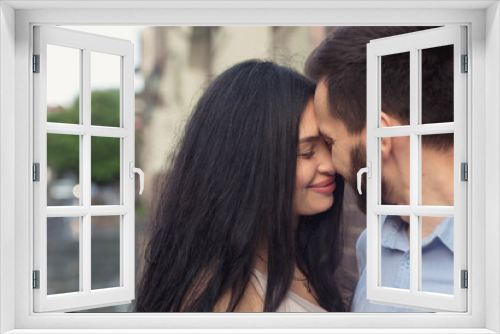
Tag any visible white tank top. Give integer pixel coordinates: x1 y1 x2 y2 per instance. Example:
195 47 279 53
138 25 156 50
249 269 327 312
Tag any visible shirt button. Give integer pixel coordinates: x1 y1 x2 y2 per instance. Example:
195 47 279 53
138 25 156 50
404 260 410 268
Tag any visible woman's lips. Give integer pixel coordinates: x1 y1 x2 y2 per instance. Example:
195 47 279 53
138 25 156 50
309 177 336 194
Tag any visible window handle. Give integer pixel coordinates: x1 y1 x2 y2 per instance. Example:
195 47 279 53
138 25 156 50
357 162 371 195
129 162 144 195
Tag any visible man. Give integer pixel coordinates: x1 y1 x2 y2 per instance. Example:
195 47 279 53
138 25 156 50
305 26 455 312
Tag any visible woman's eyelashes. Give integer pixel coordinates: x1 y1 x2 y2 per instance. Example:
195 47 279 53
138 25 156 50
298 138 333 158
298 150 315 159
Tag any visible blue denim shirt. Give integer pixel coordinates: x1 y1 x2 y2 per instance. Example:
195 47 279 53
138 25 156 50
351 215 454 312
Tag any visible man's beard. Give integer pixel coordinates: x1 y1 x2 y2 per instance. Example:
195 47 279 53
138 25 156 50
347 143 392 214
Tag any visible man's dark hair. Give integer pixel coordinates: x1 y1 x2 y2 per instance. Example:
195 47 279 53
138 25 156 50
305 26 454 150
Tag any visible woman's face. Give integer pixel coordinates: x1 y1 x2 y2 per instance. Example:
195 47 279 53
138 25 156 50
293 99 337 216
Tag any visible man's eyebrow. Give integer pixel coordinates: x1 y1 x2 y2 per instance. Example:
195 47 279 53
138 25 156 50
299 135 321 144
319 132 333 140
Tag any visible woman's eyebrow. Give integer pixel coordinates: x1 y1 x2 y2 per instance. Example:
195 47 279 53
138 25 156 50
299 135 320 144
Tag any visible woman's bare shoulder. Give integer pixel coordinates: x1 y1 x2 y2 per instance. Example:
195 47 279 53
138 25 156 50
213 280 264 312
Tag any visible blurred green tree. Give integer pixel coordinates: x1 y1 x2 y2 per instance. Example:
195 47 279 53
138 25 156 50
47 89 121 184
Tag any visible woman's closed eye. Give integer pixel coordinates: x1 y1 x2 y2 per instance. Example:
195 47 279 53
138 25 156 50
298 150 315 159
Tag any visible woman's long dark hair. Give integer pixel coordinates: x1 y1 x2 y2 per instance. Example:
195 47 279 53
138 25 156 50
134 60 345 312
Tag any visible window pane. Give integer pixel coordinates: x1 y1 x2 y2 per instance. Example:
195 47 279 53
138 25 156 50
380 136 410 206
421 45 454 124
91 216 121 290
380 215 410 291
91 52 121 127
420 134 454 206
47 134 80 206
420 215 454 295
47 217 80 295
381 52 410 128
91 137 121 205
47 44 80 124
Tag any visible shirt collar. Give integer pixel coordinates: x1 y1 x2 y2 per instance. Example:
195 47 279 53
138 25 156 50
422 216 454 253
381 215 454 253
381 215 410 252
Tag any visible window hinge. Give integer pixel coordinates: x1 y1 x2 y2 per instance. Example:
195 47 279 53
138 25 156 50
33 163 40 182
461 270 468 289
33 270 40 289
33 54 40 73
461 54 468 73
461 162 468 181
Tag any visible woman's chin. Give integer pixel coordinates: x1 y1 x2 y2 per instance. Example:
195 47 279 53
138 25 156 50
299 197 334 216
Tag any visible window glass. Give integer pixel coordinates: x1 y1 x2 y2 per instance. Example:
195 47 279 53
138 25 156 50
91 52 121 127
420 134 454 206
421 45 454 124
380 215 410 291
381 52 410 128
47 44 80 124
420 215 454 295
380 136 410 206
47 217 80 295
91 216 121 290
47 133 80 206
91 137 121 205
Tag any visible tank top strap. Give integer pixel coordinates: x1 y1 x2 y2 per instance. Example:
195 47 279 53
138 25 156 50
249 268 267 300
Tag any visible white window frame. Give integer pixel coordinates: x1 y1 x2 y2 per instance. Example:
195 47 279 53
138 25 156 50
365 26 468 312
0 1 498 333
33 26 136 312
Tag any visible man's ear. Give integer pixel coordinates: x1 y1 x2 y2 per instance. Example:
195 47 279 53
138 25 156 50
380 111 392 159
380 110 393 128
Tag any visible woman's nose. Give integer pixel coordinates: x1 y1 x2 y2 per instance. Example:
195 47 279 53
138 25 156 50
317 146 335 175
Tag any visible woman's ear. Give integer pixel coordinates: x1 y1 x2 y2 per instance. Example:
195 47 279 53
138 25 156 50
380 111 392 159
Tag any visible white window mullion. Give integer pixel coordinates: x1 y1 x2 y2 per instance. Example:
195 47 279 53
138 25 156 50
82 48 91 209
412 122 454 135
365 43 380 299
409 47 420 296
121 49 135 295
90 126 130 138
46 123 131 138
46 123 87 135
82 213 91 295
372 205 410 215
372 123 455 138
372 126 410 138
120 54 125 288
82 47 92 296
46 206 129 217
372 205 454 216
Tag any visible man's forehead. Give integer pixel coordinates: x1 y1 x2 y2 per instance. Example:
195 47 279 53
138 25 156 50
314 79 329 103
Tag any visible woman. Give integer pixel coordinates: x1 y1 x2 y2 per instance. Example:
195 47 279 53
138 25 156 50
135 60 345 312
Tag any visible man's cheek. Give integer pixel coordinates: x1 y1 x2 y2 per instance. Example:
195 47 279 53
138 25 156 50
332 151 345 173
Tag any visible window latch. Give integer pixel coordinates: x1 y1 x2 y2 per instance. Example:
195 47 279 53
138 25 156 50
357 162 371 195
129 162 144 195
